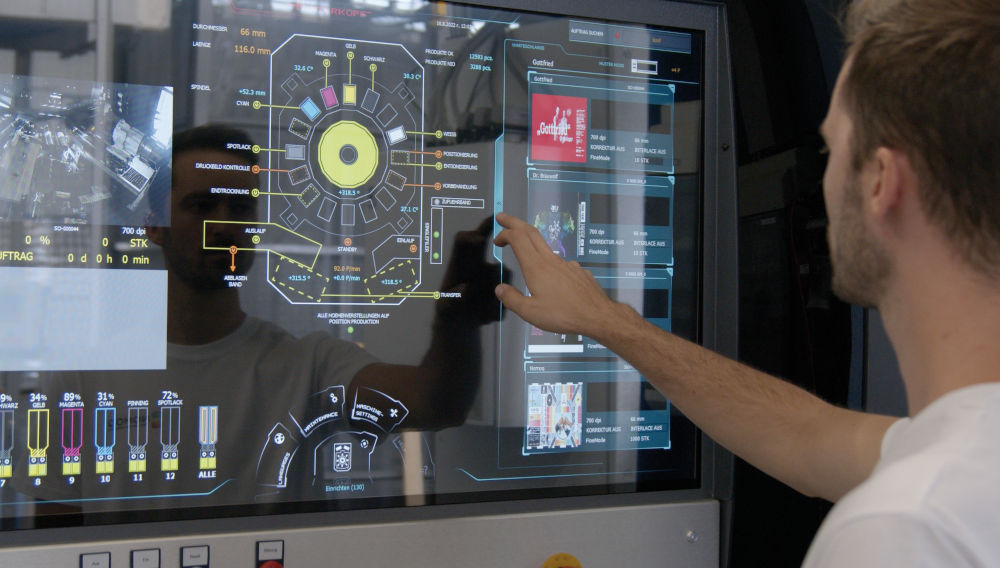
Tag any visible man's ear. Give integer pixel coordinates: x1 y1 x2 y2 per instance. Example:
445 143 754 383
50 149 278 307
869 147 916 221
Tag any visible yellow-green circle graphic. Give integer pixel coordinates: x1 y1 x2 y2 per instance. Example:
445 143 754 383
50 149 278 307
317 120 379 189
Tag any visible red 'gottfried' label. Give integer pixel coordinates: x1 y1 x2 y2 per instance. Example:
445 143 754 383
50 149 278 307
530 93 588 163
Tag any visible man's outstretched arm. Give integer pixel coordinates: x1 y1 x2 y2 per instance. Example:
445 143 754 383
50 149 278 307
493 212 894 501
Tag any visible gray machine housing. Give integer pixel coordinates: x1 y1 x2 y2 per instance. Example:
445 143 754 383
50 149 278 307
0 1 738 565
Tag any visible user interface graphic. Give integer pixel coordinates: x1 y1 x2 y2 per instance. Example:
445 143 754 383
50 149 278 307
0 1 704 524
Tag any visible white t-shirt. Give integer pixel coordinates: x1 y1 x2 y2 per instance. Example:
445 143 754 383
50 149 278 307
803 382 1000 567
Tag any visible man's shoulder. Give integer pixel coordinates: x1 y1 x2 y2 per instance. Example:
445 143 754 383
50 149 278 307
806 454 1000 566
805 385 1000 566
841 383 1000 519
805 454 1000 567
837 447 991 519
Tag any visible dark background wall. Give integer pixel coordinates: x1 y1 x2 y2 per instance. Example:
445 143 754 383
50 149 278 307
720 0 854 565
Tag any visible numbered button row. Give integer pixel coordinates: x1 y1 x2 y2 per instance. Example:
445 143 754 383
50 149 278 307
78 541 282 567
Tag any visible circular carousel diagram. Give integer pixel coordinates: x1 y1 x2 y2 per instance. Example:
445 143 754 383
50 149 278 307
257 35 429 306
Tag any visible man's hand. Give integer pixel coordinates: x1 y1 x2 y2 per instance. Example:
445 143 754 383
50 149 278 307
493 212 622 339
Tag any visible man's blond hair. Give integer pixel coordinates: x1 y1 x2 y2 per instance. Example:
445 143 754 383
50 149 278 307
841 0 1000 275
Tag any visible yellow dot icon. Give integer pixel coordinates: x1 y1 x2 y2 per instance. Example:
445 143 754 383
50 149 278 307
251 145 261 154
251 188 260 197
347 51 355 60
323 58 331 68
252 100 262 110
369 63 377 72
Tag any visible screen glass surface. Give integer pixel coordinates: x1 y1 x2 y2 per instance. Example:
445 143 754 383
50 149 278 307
0 0 704 528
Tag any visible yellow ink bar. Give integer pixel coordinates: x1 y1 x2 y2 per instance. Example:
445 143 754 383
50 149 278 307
62 457 81 476
28 455 47 477
96 459 114 474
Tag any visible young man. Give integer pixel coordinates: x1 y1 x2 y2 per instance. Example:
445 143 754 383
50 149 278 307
493 0 1000 565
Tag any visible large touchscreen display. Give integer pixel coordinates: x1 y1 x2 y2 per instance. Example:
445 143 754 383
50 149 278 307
0 0 704 526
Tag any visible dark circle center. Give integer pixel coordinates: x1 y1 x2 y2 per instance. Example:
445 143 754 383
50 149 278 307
340 144 358 165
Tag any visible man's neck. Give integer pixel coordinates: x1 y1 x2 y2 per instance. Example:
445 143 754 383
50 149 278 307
166 277 247 345
880 244 1000 415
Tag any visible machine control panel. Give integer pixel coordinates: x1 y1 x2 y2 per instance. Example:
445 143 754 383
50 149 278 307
2 501 717 567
